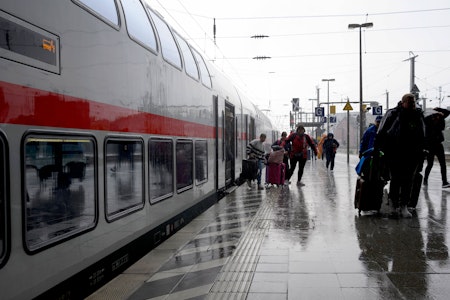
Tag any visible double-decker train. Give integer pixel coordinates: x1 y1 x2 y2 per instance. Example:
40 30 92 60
0 1 277 299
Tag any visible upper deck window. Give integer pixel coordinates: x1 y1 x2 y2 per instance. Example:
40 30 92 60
74 0 119 26
192 49 212 88
174 32 199 80
147 10 182 68
122 0 157 51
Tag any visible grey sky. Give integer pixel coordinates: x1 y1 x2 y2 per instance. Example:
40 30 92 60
147 0 450 129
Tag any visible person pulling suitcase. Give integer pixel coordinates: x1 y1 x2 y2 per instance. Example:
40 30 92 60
245 133 267 190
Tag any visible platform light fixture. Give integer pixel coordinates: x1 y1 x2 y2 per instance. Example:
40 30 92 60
322 78 335 133
348 22 373 141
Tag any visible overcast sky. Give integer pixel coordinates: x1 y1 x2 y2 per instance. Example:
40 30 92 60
146 0 450 129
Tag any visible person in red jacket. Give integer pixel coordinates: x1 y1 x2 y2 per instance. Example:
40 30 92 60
285 125 317 186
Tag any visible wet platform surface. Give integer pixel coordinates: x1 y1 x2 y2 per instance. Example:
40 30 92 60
87 153 450 300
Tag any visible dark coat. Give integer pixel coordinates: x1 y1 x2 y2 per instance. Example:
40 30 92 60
424 107 450 147
375 102 425 159
323 138 339 155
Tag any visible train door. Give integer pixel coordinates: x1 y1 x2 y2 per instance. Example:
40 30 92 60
213 95 219 192
224 102 235 186
248 116 256 143
272 130 278 144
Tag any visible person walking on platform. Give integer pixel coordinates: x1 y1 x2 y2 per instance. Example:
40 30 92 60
317 133 327 160
323 133 339 171
285 125 317 186
246 133 267 190
375 93 425 218
272 131 291 170
359 115 382 157
423 107 450 188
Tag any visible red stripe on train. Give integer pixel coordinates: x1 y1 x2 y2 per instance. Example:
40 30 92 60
0 81 215 138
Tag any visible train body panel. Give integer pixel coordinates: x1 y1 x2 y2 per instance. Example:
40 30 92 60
0 1 275 299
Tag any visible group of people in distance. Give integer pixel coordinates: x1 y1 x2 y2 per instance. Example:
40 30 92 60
246 125 339 190
246 93 450 219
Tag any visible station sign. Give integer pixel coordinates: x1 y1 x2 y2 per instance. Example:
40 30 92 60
315 107 324 117
330 105 336 115
343 101 353 111
372 106 383 115
292 98 300 111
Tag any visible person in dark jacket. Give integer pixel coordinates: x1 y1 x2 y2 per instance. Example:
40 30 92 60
375 93 425 218
285 125 317 186
323 133 339 171
423 107 450 187
359 115 382 157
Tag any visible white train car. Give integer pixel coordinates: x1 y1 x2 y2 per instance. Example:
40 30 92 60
0 0 275 299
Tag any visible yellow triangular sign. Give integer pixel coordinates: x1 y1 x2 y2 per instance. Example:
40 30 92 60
343 101 353 111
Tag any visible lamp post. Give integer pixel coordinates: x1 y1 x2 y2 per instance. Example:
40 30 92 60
322 79 335 133
348 22 373 142
308 98 317 122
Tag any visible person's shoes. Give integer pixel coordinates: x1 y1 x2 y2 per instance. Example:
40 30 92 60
400 205 412 218
297 181 305 186
247 180 252 188
284 180 291 186
257 185 264 190
423 178 428 186
443 182 450 188
389 206 399 217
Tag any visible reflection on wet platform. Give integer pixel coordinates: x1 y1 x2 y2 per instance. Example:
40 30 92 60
88 153 450 300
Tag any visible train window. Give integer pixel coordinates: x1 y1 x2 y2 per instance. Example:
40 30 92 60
73 0 119 26
192 49 212 88
0 134 8 267
122 0 157 51
173 32 199 80
147 10 182 68
195 140 208 185
23 135 96 253
105 138 144 221
149 139 174 204
176 140 193 192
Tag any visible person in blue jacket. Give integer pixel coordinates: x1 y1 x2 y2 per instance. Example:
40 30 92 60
323 133 339 171
359 115 382 157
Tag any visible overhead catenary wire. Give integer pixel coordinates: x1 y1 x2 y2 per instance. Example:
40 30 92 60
177 7 450 21
185 25 450 40
148 1 450 112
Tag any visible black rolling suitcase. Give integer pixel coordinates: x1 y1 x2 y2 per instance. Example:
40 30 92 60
241 159 258 181
354 177 384 214
408 172 423 209
354 148 386 214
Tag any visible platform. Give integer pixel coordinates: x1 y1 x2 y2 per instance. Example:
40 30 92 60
87 153 450 300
